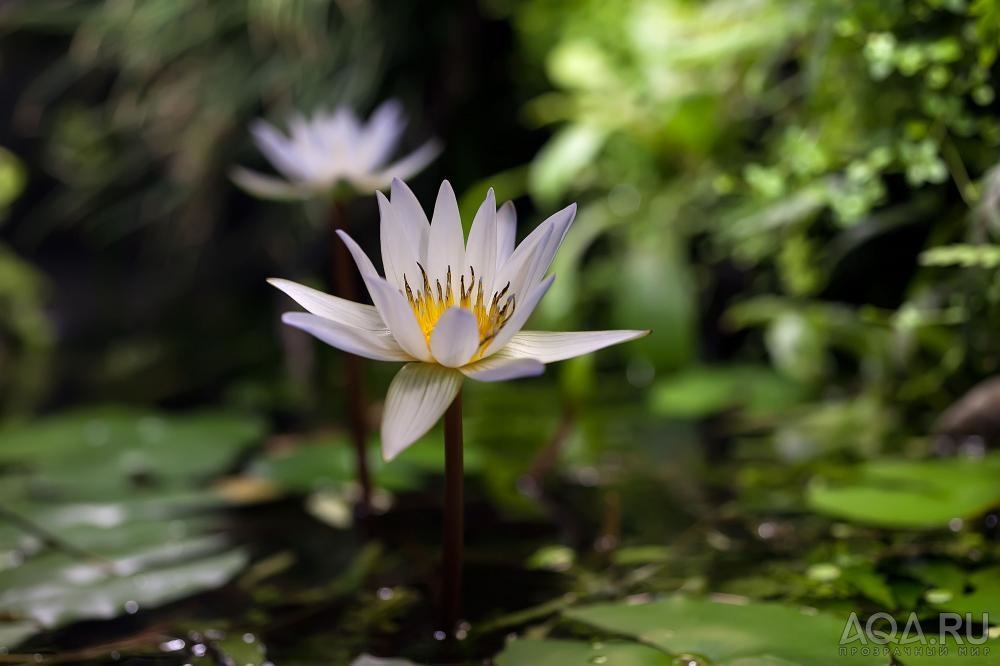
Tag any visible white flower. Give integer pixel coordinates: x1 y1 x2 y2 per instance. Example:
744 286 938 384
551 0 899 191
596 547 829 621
232 100 440 200
270 179 649 460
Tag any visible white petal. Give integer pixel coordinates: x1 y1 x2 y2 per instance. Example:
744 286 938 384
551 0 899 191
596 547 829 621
336 230 431 361
230 168 312 201
250 121 311 181
390 178 431 262
378 191 418 290
373 141 441 186
267 278 384 330
360 99 405 169
497 200 517 265
503 330 650 363
496 203 575 297
381 363 463 461
430 307 480 367
427 180 465 290
465 189 498 290
282 312 410 361
483 274 555 357
363 274 432 362
336 228 380 277
460 355 545 382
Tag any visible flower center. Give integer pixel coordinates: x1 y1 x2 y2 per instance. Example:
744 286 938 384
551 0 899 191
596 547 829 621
403 263 516 357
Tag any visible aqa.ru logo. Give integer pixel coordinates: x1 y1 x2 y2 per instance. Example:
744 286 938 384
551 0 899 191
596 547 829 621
839 612 991 659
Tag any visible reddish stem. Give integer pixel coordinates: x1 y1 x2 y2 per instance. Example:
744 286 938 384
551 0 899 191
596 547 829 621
329 200 372 514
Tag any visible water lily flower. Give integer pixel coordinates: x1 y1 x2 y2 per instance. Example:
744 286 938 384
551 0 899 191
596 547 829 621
232 100 440 201
269 179 648 460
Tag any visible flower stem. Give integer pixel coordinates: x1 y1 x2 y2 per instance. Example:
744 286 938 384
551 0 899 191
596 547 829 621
442 389 464 637
329 200 372 514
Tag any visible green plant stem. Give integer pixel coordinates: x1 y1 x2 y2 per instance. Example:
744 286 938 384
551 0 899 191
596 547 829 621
443 389 464 637
329 200 372 514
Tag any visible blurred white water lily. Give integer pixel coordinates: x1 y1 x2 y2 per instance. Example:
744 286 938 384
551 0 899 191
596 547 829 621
232 100 439 200
270 179 648 460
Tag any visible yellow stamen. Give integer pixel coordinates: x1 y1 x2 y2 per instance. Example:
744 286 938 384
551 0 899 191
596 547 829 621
403 264 515 360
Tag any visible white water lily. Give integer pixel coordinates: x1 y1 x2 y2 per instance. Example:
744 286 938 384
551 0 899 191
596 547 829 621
270 179 648 460
232 100 439 200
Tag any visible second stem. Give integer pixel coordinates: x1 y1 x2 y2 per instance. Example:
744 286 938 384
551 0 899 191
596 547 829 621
329 200 372 513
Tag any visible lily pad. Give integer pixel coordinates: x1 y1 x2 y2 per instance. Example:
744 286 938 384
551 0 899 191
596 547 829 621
564 596 884 665
247 432 485 495
806 456 1000 529
0 409 257 647
495 638 672 666
890 633 1000 665
934 566 1000 619
0 543 246 629
0 407 264 493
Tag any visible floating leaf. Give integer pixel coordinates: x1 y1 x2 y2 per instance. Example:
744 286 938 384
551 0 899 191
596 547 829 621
934 566 1000 619
807 456 1000 529
0 621 38 650
0 407 264 492
0 547 246 629
565 597 884 665
496 638 671 666
889 633 999 665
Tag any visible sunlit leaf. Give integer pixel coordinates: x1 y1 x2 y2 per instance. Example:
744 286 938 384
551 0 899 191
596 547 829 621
496 638 671 666
565 596 884 665
807 456 1000 529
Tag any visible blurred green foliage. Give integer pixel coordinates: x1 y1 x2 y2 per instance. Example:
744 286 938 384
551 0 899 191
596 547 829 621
4 0 386 241
493 0 1000 440
0 148 51 417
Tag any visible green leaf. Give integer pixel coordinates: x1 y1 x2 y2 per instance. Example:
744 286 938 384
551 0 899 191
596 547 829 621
529 123 608 206
611 233 695 370
0 547 246 629
565 596 884 665
650 365 805 418
807 456 1000 529
0 147 26 213
934 566 1000 619
890 633 1000 665
0 407 264 491
0 621 38 651
496 639 671 666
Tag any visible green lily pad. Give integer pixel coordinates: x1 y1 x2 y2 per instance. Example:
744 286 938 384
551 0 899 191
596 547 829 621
495 639 672 666
0 546 246 629
564 596 884 665
248 432 485 495
806 456 1000 529
890 633 1000 665
0 621 38 650
934 566 1000 619
0 407 264 493
0 409 257 647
